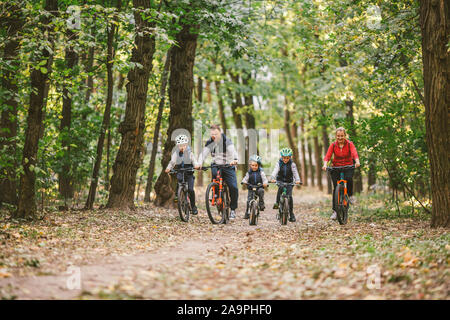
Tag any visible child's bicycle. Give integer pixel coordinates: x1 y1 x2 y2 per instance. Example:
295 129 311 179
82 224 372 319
326 165 355 225
270 181 296 225
203 164 232 224
241 182 264 226
168 167 195 222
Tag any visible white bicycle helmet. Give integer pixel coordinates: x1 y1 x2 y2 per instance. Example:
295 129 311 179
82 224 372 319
175 134 189 145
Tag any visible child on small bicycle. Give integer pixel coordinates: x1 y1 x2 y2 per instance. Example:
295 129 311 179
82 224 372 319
270 148 301 222
165 134 199 215
241 155 268 219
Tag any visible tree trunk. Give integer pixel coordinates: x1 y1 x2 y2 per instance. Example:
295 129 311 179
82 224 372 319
106 0 156 210
419 0 450 227
307 138 315 187
85 2 120 209
144 48 171 202
367 156 377 192
300 118 308 186
214 80 227 131
0 4 22 206
284 99 302 180
196 77 204 187
58 28 79 207
313 134 323 191
154 22 198 207
15 0 58 219
321 123 332 194
344 98 363 193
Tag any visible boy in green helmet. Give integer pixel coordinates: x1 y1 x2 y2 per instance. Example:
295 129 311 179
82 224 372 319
269 148 302 222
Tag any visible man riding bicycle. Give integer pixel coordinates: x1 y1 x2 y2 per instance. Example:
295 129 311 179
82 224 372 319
322 127 361 220
196 124 239 219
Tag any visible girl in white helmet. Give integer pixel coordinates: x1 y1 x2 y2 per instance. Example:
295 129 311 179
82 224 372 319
165 134 199 214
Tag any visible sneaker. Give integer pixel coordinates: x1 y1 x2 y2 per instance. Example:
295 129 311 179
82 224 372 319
349 196 356 205
259 203 265 211
191 206 198 215
289 212 296 222
330 211 337 220
243 212 249 219
273 203 279 209
230 210 236 219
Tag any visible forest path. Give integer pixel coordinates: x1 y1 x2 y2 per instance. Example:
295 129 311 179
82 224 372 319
0 189 447 299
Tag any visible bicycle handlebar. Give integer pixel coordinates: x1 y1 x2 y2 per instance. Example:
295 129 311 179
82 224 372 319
241 182 264 189
168 167 195 175
326 165 355 171
201 163 234 170
269 181 297 187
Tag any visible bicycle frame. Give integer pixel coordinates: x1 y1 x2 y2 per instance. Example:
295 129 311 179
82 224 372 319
204 164 232 208
327 165 355 207
169 167 194 199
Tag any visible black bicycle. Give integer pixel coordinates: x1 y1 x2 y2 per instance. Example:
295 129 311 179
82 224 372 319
326 165 355 225
270 181 296 225
203 164 232 224
241 182 264 226
169 167 195 222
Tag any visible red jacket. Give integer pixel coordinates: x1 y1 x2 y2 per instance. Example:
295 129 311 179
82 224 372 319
324 139 359 167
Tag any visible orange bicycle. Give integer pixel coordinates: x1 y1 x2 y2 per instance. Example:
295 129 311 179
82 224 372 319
203 164 232 224
326 165 355 225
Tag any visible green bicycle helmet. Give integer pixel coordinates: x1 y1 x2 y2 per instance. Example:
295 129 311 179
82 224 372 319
249 154 262 165
280 147 293 157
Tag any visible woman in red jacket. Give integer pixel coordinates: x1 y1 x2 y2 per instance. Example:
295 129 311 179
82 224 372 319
322 127 361 220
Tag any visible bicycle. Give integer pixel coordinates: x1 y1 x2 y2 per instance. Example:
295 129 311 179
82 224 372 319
326 165 355 225
168 167 195 222
270 181 296 225
203 164 232 224
241 182 264 226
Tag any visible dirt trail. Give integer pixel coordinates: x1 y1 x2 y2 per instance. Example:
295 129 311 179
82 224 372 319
1 189 447 300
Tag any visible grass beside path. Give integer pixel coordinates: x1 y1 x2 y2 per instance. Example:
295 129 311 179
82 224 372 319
0 189 448 300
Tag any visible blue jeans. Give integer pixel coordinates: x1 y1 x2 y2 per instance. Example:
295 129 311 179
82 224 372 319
246 187 265 212
276 185 293 214
211 166 238 210
331 168 354 211
177 172 196 207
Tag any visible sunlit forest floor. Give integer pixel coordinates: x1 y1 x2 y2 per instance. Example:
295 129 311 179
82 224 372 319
0 188 448 300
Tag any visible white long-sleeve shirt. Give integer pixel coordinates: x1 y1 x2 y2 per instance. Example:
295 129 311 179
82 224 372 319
197 134 238 166
165 146 199 171
241 170 269 185
270 160 301 182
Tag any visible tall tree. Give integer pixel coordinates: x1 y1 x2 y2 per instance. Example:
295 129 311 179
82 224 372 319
214 80 228 131
419 0 449 227
284 100 302 180
300 118 308 186
0 3 22 205
58 27 79 207
144 48 171 202
106 0 156 209
15 0 58 219
85 0 121 209
196 76 204 187
313 133 323 191
321 122 332 194
154 21 199 207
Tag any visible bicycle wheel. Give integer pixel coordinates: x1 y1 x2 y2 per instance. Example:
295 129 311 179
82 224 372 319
334 184 347 225
221 184 230 224
249 201 258 226
205 182 224 224
177 187 190 222
280 197 289 225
